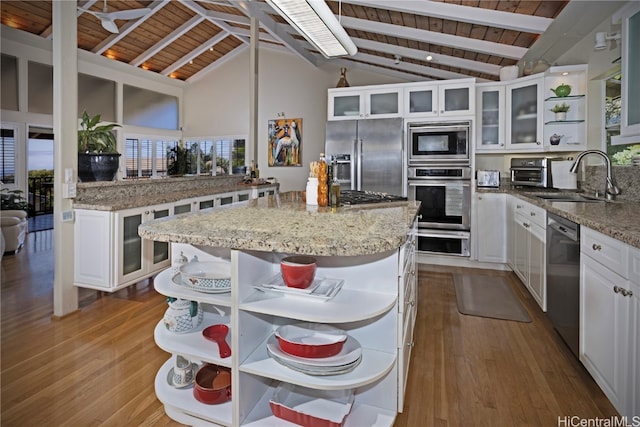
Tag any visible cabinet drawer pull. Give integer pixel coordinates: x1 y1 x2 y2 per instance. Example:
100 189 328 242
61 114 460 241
613 285 621 294
407 341 415 347
620 288 633 298
592 243 602 251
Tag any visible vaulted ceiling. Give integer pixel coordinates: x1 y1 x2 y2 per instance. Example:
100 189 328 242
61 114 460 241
1 0 576 83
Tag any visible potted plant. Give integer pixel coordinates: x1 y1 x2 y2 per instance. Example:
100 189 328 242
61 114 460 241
1 188 28 211
77 111 121 182
550 102 570 121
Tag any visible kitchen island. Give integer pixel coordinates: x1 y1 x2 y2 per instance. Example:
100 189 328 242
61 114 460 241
139 192 420 427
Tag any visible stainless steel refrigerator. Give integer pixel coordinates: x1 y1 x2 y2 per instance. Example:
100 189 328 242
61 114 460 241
325 118 405 196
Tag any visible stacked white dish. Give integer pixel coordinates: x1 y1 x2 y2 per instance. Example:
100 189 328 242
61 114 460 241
633 155 640 166
266 324 362 375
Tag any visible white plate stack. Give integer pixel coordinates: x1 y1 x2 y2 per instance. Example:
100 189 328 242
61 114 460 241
632 155 640 167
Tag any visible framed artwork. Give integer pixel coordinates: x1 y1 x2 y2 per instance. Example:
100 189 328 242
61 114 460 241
268 117 302 167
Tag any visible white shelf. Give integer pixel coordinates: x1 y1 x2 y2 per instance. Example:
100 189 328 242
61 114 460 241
239 334 396 390
155 358 233 426
239 288 397 324
155 268 232 307
154 314 232 367
241 383 395 427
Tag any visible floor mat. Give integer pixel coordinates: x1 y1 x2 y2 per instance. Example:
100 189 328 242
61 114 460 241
453 274 531 323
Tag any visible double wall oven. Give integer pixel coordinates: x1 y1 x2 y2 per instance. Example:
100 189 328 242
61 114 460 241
407 121 472 257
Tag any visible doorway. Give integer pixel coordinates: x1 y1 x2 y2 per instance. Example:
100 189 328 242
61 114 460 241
27 126 54 232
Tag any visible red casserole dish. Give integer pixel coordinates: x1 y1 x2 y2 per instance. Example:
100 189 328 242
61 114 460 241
275 323 347 359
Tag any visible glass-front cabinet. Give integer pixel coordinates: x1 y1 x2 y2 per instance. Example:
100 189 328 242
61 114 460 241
620 3 640 138
328 86 402 120
476 84 505 151
403 79 475 118
506 75 544 150
117 203 172 285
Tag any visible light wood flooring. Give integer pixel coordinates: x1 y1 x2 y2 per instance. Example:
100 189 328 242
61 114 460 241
1 231 618 426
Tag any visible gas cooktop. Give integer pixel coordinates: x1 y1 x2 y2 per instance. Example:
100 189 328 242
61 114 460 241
340 190 407 206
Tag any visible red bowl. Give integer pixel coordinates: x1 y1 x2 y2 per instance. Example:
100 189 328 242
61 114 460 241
275 323 347 359
193 364 231 405
280 256 317 289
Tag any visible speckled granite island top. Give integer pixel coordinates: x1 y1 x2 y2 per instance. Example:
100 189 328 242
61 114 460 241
138 192 420 256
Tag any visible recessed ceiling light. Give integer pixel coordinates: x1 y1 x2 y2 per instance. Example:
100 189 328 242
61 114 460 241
209 47 213 52
189 60 194 65
426 54 433 61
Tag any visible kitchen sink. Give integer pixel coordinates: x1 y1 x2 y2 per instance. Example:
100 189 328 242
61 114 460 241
532 194 606 203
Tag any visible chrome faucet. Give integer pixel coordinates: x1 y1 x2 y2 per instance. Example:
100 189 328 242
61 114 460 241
569 150 620 200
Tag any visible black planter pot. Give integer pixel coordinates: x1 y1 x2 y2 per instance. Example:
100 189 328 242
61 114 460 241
78 153 121 182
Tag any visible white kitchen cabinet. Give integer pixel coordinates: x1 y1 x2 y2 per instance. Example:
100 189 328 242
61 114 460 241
115 203 173 287
580 227 637 419
74 187 277 292
512 198 547 311
403 79 475 119
543 64 588 151
328 85 402 120
474 193 507 263
153 234 416 426
506 74 544 150
476 84 506 151
75 203 172 292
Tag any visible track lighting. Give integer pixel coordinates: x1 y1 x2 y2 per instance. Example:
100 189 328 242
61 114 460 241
394 55 401 65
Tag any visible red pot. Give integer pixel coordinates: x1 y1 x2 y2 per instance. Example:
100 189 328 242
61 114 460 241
280 256 317 289
193 364 231 405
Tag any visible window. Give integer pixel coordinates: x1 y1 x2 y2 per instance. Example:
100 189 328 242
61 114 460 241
1 127 17 184
215 138 246 175
125 136 178 178
124 135 246 178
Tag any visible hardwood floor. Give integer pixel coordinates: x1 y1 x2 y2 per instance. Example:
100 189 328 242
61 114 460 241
1 232 618 426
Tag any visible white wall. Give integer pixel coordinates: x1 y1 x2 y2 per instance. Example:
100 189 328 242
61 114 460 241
183 47 406 192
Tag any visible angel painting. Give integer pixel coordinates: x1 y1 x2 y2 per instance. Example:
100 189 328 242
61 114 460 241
268 117 302 167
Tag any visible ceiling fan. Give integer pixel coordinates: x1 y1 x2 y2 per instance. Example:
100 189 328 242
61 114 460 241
79 0 151 34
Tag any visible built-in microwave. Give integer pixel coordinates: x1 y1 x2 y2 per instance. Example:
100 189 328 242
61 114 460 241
408 121 471 165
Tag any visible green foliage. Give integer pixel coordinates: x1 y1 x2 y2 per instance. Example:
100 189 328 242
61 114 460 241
1 188 28 211
550 102 570 113
167 143 190 176
612 144 640 165
78 111 120 154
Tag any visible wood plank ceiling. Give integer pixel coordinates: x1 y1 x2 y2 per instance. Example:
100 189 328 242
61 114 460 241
0 0 569 83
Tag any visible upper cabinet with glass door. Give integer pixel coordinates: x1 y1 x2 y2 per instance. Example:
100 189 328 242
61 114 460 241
506 74 544 150
476 84 506 151
328 85 402 120
616 2 640 141
403 78 475 119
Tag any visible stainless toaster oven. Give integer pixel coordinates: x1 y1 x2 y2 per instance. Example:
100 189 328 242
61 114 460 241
510 157 553 188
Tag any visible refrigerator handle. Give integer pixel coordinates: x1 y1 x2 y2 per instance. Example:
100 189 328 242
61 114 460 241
356 138 363 191
350 139 357 190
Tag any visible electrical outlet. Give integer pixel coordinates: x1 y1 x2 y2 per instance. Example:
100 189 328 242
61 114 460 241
62 211 74 222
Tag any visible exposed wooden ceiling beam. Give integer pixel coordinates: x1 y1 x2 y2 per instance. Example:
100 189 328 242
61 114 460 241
344 0 553 34
162 30 230 76
351 51 476 80
339 15 527 60
130 15 205 67
353 37 501 76
92 1 167 55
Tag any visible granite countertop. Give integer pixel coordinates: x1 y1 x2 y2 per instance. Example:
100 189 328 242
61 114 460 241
138 192 421 257
73 181 277 211
477 186 640 250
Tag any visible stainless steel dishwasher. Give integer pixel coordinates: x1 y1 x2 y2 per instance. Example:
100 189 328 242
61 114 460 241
546 213 580 357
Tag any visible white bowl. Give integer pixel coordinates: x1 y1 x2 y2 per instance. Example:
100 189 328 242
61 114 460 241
179 261 231 291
